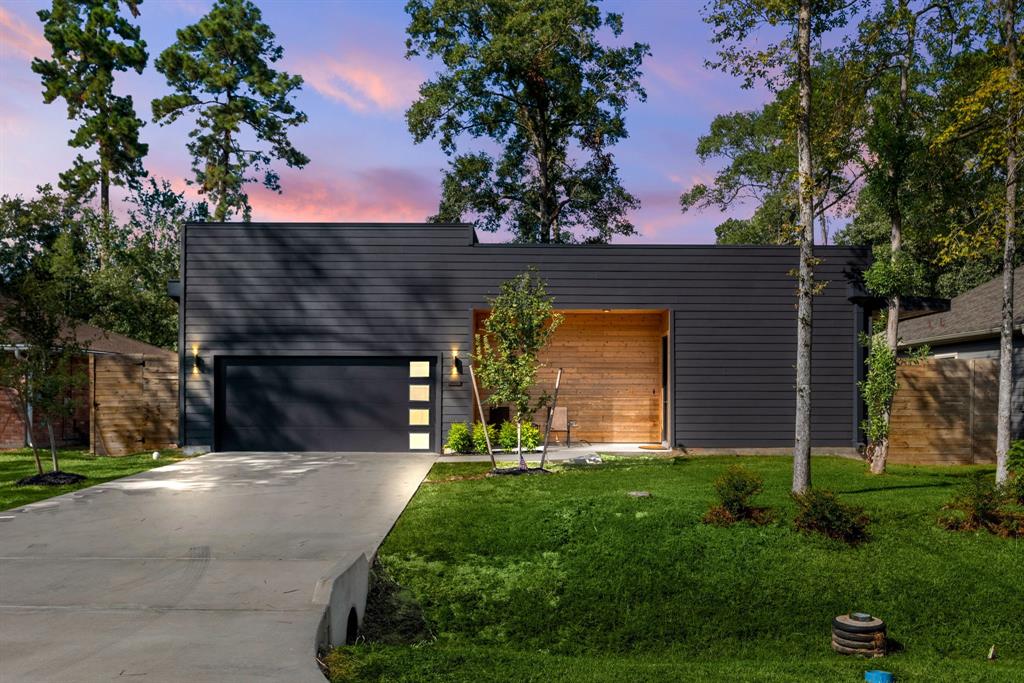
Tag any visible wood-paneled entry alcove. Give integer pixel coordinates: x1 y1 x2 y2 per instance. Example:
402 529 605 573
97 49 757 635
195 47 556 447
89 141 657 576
472 309 669 444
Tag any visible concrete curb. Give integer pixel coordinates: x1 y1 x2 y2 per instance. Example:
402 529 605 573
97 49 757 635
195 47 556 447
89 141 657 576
313 552 370 652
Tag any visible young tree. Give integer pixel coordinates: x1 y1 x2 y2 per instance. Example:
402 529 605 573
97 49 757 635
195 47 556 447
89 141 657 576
703 0 857 492
0 235 89 474
934 0 1022 484
152 0 309 221
32 0 148 215
473 269 563 469
405 0 649 243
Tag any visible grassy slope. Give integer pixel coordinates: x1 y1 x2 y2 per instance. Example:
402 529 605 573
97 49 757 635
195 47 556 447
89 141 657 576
331 456 1023 682
0 448 188 510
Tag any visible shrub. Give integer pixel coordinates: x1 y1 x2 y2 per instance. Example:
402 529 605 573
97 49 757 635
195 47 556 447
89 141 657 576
715 466 763 517
1008 440 1024 505
1008 439 1024 473
472 422 498 454
703 465 771 526
939 474 1022 538
702 505 736 527
445 423 473 454
498 421 541 451
792 489 870 545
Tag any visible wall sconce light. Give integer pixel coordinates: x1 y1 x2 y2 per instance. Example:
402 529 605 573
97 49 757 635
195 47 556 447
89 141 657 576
191 343 202 376
450 351 464 386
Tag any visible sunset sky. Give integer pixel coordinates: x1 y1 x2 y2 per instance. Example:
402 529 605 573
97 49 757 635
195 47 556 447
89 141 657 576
0 0 773 243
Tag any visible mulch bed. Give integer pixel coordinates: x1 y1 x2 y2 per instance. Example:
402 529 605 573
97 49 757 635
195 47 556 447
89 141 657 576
16 471 87 487
487 466 552 476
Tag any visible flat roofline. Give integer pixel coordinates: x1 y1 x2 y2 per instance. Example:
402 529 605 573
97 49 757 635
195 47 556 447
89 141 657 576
183 222 869 251
185 221 474 228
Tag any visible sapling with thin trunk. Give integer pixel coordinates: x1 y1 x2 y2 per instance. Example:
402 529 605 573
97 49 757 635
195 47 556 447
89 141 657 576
473 269 563 471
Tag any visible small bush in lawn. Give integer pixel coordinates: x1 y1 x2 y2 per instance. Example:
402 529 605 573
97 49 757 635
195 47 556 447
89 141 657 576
703 465 772 526
445 423 473 454
1008 440 1024 505
472 422 498 454
497 421 541 451
792 489 869 545
703 505 737 527
939 474 1022 538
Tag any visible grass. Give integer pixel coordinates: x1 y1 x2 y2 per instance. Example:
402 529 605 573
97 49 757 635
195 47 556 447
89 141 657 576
0 447 189 511
329 455 1024 682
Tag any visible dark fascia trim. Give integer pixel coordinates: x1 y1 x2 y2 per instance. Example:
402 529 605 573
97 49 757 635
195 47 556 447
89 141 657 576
472 242 872 251
183 221 475 228
180 222 873 253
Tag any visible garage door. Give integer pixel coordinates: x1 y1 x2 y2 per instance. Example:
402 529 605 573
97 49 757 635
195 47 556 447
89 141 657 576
214 357 435 452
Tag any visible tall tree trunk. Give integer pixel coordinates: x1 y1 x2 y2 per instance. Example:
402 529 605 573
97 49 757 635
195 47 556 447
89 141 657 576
215 125 232 222
538 145 552 244
872 1 913 476
996 0 1019 486
100 171 110 217
792 0 815 494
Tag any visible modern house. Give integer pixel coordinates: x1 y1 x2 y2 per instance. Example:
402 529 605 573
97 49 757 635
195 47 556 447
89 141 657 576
172 223 871 454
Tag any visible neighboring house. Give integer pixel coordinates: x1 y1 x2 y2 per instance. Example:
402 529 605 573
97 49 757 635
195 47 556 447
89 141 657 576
1 322 178 455
173 223 872 454
898 266 1024 443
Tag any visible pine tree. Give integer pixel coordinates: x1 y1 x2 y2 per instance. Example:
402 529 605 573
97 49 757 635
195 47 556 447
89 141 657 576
152 0 309 222
32 0 149 215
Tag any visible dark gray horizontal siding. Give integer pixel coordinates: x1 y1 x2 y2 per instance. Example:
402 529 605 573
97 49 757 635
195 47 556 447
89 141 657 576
181 223 869 450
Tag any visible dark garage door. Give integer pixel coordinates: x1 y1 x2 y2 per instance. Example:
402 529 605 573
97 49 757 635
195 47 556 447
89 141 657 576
215 357 434 452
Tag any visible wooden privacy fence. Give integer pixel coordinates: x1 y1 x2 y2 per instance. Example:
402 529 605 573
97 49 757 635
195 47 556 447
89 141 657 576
888 359 997 465
90 352 178 456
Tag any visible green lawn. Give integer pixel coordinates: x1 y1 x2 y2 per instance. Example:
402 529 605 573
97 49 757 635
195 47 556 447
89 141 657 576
329 456 1023 682
0 447 189 510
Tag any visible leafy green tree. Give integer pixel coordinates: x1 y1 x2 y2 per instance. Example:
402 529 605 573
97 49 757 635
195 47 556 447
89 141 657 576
680 57 865 246
933 0 1022 484
405 0 649 243
473 269 563 469
0 185 76 287
32 0 148 216
0 234 90 474
848 0 962 473
152 0 309 221
703 0 857 493
88 179 207 349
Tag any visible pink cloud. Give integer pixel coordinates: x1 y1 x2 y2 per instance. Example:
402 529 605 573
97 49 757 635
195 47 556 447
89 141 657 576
246 166 438 222
295 52 422 113
0 7 48 62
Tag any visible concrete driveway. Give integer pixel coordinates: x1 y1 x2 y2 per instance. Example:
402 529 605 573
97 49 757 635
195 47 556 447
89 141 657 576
0 451 434 682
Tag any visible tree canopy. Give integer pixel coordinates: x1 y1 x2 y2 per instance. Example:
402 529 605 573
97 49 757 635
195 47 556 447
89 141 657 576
33 0 149 213
405 0 649 243
152 0 308 221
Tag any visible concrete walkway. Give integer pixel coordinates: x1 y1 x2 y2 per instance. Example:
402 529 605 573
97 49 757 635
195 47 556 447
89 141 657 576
0 451 434 683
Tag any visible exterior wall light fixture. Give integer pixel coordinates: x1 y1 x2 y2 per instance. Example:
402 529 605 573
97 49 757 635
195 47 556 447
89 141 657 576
450 350 464 386
191 343 203 376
